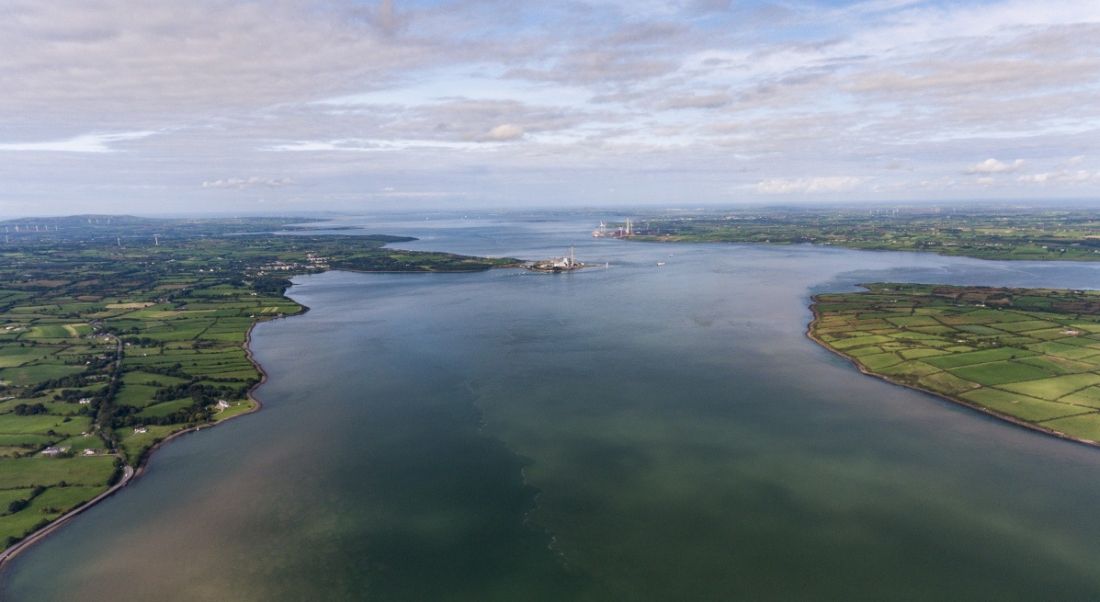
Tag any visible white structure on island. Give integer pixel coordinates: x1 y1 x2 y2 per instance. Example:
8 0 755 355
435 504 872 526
530 246 584 272
551 246 579 269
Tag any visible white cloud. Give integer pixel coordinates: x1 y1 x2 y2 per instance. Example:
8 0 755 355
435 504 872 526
3 0 1100 212
966 158 1024 174
483 124 526 141
0 1 437 119
754 176 863 194
0 131 156 153
202 177 295 189
266 138 496 152
654 93 732 110
1017 170 1096 184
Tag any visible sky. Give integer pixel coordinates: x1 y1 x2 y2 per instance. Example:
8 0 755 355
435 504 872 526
1 0 1099 216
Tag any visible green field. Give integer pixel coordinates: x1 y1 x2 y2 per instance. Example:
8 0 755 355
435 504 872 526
812 284 1100 443
0 456 116 489
0 484 110 544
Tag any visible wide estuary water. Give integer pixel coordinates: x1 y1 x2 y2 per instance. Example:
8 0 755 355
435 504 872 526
6 212 1100 600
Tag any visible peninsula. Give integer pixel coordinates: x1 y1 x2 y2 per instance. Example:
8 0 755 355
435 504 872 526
0 215 516 558
811 283 1100 446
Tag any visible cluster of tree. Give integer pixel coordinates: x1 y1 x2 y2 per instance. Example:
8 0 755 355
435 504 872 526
181 379 255 398
112 400 213 428
82 351 117 372
110 404 139 420
110 382 233 430
52 387 104 403
251 275 292 295
106 458 124 486
121 336 166 347
30 371 95 394
4 486 46 515
107 325 144 335
136 364 192 380
12 403 48 415
149 382 236 405
48 448 77 459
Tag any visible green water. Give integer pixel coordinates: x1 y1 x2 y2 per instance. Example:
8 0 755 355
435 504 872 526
6 217 1100 600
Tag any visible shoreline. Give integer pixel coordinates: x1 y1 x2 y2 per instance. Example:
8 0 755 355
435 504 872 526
0 301 309 571
625 236 1100 263
0 465 135 570
0 264 507 569
805 297 1100 452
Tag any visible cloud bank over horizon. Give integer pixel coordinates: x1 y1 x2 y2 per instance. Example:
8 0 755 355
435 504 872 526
1 0 1099 216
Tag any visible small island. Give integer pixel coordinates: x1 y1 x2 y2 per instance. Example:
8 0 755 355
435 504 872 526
811 283 1100 446
528 247 586 272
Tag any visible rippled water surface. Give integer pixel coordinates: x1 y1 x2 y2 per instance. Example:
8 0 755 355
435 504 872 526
6 212 1100 600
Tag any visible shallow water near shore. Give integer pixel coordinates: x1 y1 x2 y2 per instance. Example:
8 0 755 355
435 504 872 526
6 213 1100 600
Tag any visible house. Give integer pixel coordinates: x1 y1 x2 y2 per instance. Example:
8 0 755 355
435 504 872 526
215 399 231 411
134 427 148 434
78 398 92 405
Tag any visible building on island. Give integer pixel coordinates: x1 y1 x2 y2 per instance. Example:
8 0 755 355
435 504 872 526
529 246 585 272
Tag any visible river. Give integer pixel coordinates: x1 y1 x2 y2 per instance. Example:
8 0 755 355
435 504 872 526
5 212 1100 600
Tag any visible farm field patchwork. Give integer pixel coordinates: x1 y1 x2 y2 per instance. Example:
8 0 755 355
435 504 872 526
812 284 1100 444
